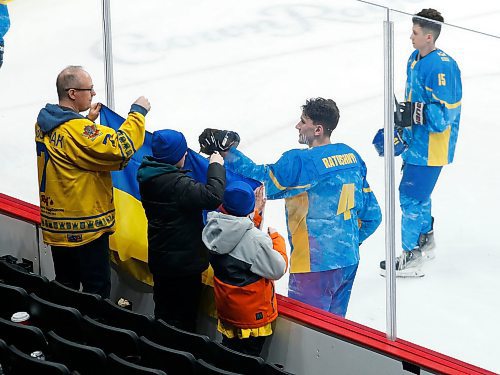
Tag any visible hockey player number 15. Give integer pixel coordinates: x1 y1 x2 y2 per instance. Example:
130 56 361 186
337 183 355 220
438 73 446 86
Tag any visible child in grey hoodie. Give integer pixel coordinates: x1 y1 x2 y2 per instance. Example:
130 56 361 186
202 181 288 357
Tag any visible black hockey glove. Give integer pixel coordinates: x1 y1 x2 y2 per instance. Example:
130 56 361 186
198 128 240 155
395 101 425 128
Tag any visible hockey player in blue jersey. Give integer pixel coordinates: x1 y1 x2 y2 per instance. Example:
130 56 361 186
380 9 462 277
0 2 10 69
199 98 382 317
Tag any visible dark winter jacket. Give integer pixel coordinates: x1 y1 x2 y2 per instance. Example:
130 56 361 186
137 156 225 276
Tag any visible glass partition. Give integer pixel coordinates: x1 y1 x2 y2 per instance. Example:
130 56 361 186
108 0 389 326
389 8 500 372
0 0 103 202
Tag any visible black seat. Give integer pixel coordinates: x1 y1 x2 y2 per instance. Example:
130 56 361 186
107 353 166 375
204 341 264 374
149 319 210 358
264 363 295 375
0 259 49 297
99 298 154 336
0 282 30 319
0 316 48 354
0 338 9 371
46 330 107 375
29 292 83 342
139 335 197 375
47 280 102 318
7 344 70 375
197 359 244 375
82 315 140 361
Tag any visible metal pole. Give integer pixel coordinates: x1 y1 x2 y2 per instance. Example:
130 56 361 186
101 0 115 110
383 11 397 341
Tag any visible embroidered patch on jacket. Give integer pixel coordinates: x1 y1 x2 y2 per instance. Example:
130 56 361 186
67 234 83 243
255 312 263 320
82 124 102 141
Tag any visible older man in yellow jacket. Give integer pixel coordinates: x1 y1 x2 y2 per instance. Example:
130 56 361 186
35 65 150 297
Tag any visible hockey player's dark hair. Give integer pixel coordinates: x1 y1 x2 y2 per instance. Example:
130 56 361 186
413 8 443 41
302 97 339 136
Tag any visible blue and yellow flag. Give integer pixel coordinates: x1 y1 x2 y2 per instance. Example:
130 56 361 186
100 106 260 286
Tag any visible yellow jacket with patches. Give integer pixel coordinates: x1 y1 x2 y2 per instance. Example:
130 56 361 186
35 104 146 247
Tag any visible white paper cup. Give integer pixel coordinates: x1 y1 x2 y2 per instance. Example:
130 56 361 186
11 311 30 325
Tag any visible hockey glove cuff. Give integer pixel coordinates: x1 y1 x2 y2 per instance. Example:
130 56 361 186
412 102 425 125
395 101 426 128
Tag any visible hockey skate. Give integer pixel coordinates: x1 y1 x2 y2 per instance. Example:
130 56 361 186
419 217 436 260
418 230 435 260
379 248 424 278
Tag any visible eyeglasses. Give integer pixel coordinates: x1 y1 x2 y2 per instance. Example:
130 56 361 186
65 87 95 93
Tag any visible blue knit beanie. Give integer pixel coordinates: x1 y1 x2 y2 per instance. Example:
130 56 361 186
223 181 255 217
151 129 188 165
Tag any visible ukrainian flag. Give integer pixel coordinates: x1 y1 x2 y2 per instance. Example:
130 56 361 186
100 106 260 287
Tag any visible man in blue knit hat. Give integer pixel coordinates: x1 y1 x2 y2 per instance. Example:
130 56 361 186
137 129 226 332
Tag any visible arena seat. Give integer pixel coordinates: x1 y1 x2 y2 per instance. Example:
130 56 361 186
47 280 102 318
0 338 8 371
99 298 154 336
139 335 197 375
0 282 30 319
107 353 166 375
0 259 49 297
82 315 140 361
7 344 70 375
149 319 210 358
197 358 245 375
204 340 264 374
0 316 48 354
264 362 295 375
29 292 83 342
46 330 107 375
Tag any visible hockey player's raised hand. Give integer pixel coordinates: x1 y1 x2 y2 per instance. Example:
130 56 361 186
199 128 240 155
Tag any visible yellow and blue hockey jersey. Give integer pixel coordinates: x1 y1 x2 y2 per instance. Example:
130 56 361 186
402 49 462 166
225 144 382 273
35 104 146 247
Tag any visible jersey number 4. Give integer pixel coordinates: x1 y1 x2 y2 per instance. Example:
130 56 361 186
337 183 355 220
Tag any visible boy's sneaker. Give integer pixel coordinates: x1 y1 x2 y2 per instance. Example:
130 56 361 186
418 230 435 259
379 248 424 278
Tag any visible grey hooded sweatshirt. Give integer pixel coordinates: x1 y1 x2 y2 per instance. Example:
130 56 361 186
202 211 287 282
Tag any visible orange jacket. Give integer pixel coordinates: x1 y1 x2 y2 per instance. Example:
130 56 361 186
202 211 288 329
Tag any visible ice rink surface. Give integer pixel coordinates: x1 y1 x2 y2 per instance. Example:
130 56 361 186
0 0 499 371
